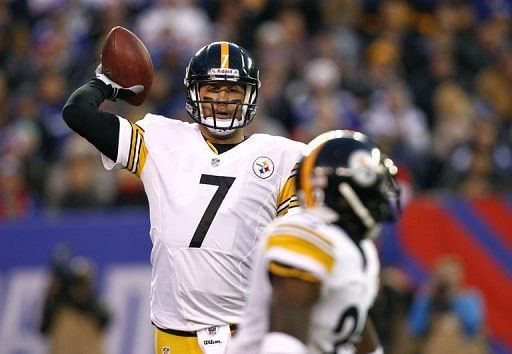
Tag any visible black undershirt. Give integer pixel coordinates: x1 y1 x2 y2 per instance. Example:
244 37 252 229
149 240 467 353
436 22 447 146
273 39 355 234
62 79 243 161
210 143 238 154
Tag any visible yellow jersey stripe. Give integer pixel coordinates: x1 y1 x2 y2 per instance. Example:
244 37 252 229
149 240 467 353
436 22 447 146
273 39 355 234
266 234 334 273
132 124 146 176
277 198 291 216
276 223 334 248
289 198 300 208
135 139 148 177
126 123 148 177
221 42 229 68
277 166 299 215
268 261 320 283
126 123 137 171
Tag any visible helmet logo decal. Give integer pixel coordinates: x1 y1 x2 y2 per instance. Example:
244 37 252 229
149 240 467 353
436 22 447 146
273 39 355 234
253 156 274 179
208 68 239 77
348 150 377 187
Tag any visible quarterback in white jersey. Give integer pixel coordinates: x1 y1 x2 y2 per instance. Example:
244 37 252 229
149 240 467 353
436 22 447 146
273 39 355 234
229 130 400 354
62 41 305 354
102 114 304 330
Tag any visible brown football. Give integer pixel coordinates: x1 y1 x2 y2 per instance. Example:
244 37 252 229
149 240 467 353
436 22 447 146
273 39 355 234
101 26 153 106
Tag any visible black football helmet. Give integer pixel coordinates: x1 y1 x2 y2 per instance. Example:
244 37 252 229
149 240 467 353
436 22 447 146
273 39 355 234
184 41 260 135
296 130 400 240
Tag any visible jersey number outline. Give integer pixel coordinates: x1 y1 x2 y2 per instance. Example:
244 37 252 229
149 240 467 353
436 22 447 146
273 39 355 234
333 305 363 350
188 174 236 248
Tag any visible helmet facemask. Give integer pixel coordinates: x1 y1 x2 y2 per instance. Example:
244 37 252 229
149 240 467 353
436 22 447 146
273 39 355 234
185 80 258 136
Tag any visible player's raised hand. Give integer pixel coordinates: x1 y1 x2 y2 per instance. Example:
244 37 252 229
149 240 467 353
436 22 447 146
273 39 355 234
95 64 144 101
100 26 153 106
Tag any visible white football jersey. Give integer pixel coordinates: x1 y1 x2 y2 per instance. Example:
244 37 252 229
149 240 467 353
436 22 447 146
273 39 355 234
101 114 305 331
229 208 380 354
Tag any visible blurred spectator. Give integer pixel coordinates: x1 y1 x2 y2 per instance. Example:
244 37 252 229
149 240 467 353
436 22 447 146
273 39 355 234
135 0 212 62
371 266 415 354
408 255 488 354
362 79 431 187
442 120 512 197
427 81 475 188
40 246 110 354
37 71 70 159
0 154 35 219
112 169 148 208
431 81 475 160
45 136 116 210
288 57 362 142
363 37 402 90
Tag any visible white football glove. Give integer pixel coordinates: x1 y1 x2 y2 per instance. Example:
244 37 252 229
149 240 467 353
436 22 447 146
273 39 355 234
95 64 144 101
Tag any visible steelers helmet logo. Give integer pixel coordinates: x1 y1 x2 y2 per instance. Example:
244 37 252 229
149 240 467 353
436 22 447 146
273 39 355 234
348 149 377 187
253 156 274 179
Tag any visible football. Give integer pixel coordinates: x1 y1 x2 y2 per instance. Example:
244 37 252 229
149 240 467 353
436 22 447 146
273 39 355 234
101 26 153 106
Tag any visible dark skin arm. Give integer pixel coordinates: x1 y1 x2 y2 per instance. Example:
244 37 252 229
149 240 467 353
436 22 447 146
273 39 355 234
268 265 382 353
355 318 381 354
268 270 321 344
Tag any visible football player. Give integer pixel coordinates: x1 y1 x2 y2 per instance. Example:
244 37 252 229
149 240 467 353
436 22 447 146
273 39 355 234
228 130 400 354
62 41 305 354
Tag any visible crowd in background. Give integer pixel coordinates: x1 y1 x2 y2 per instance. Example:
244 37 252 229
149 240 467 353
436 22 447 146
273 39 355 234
0 0 511 218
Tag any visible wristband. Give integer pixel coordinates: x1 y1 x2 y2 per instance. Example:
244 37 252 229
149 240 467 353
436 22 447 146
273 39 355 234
260 332 307 354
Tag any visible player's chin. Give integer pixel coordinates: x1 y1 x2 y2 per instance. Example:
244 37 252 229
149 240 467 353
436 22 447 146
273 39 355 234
214 128 240 140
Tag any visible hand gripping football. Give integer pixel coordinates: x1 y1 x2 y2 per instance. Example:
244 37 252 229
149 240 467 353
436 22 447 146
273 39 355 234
101 26 153 106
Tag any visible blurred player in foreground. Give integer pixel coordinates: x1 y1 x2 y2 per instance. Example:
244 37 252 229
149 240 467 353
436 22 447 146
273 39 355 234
62 41 305 354
228 130 401 354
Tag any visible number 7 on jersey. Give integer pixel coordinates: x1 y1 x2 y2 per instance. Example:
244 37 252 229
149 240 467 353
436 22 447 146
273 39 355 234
188 174 236 248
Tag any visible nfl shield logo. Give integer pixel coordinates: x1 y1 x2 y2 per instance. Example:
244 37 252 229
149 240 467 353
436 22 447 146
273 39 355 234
162 347 170 354
252 156 274 179
207 326 218 336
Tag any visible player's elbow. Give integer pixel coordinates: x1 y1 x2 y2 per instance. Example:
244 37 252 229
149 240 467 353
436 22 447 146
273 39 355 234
62 103 83 132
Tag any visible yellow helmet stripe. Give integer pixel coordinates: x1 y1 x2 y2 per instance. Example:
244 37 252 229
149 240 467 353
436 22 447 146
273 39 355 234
300 142 324 207
220 41 229 68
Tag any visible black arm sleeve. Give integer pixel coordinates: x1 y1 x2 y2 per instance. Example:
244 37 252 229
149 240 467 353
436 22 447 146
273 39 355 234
62 79 120 161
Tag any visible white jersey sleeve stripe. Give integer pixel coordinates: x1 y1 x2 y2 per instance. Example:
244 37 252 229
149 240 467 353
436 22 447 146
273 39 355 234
131 133 142 173
126 123 138 171
266 233 334 274
265 246 329 281
101 116 133 170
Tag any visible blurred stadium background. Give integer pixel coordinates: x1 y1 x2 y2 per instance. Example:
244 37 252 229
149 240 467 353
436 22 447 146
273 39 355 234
0 0 511 353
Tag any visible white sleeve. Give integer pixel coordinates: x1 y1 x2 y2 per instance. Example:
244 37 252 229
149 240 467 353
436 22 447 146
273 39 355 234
260 332 307 354
101 116 133 170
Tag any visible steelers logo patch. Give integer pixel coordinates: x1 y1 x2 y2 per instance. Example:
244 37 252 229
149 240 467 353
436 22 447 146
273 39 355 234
253 156 274 179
